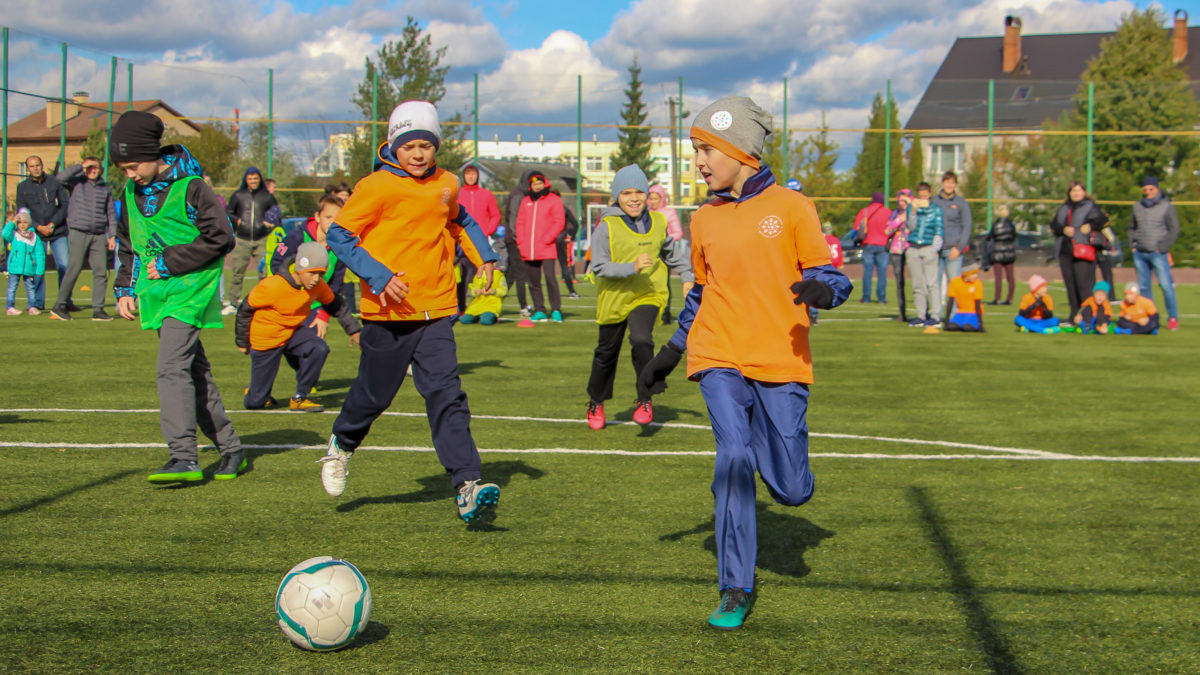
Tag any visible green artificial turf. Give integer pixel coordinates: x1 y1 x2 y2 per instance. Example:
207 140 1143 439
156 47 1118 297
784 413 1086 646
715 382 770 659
1 275 1197 673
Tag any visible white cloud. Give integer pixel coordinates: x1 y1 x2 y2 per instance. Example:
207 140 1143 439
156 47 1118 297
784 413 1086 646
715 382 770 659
427 19 508 67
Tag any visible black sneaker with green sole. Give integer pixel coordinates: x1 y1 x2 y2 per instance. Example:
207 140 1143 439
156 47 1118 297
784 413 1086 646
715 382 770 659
213 451 247 480
147 459 203 483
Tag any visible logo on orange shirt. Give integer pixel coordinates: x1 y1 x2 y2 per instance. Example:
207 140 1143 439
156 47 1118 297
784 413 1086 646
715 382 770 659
441 187 451 204
758 215 783 239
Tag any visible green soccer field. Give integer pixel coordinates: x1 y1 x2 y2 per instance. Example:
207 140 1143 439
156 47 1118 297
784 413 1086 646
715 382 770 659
2 277 1198 673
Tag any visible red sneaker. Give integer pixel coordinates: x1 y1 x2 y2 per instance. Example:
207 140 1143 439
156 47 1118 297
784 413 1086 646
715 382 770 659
586 401 605 430
1168 317 1179 331
632 399 653 425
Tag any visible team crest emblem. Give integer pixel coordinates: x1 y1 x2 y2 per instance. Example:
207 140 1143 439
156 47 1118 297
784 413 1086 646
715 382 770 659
441 187 451 204
710 111 733 131
758 215 783 238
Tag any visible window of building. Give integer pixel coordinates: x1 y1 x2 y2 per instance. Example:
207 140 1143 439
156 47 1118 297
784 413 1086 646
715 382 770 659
681 158 691 173
585 156 603 171
929 144 964 175
1011 86 1032 101
681 182 692 197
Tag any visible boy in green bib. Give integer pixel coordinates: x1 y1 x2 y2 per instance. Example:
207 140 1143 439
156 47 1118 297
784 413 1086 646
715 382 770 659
585 165 693 430
111 111 244 483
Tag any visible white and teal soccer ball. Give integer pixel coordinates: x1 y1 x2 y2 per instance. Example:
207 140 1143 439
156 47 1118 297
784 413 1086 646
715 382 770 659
275 556 372 651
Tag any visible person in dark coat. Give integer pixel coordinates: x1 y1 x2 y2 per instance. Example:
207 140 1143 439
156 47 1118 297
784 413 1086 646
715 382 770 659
984 204 1017 305
1049 182 1108 319
223 166 278 312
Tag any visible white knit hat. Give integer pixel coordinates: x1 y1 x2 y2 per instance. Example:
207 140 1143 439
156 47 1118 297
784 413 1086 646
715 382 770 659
387 101 441 150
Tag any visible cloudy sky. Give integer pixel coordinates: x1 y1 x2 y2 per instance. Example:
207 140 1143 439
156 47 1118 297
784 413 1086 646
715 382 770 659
4 0 1191 167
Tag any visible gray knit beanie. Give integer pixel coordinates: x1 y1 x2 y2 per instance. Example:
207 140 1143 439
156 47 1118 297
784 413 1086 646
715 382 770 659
690 96 773 167
610 164 649 203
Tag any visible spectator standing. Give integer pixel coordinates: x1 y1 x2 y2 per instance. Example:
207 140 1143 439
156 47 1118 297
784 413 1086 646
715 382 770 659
3 208 44 314
1050 182 1109 320
224 166 278 314
905 182 945 327
984 203 1017 305
853 191 892 303
514 172 566 322
503 170 536 315
648 184 683 323
1128 176 1180 330
885 188 913 322
932 171 972 301
553 187 581 300
50 157 118 321
15 155 69 311
456 163 501 314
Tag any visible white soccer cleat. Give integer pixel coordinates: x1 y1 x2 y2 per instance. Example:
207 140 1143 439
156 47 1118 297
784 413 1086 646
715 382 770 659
318 435 352 497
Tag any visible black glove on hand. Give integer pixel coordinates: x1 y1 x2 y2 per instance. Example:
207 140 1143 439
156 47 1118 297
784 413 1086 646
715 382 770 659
790 280 834 309
639 344 683 395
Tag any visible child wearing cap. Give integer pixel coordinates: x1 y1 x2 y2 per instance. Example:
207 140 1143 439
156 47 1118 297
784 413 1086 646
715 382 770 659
585 164 694 430
110 110 244 483
235 241 361 412
514 172 566 322
1115 282 1159 334
318 100 502 525
943 262 985 332
1073 281 1113 334
639 95 852 630
268 193 351 344
4 208 45 315
1015 274 1060 333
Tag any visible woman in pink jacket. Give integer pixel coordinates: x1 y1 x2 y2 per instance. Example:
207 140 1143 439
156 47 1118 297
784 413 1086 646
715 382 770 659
514 173 566 322
647 184 682 323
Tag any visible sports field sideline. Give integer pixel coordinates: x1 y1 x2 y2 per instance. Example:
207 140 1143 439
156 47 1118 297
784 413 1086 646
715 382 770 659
1 278 1197 672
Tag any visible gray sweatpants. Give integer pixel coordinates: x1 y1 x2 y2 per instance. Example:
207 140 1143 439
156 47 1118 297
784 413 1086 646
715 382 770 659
156 317 240 462
55 229 108 311
907 244 941 321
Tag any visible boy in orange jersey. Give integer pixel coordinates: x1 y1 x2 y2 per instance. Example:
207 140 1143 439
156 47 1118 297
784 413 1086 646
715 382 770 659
1074 281 1113 334
943 261 985 332
318 101 502 524
640 96 852 630
235 241 361 413
1114 282 1159 334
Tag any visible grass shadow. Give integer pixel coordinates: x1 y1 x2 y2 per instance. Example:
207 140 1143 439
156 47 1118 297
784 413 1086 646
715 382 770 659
458 359 508 375
0 414 51 425
2 468 140 517
230 429 327 477
340 621 390 651
660 502 835 579
335 459 547 513
909 486 1024 675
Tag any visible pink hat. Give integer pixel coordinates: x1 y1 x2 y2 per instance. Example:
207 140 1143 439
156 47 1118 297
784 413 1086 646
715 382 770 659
1028 274 1048 292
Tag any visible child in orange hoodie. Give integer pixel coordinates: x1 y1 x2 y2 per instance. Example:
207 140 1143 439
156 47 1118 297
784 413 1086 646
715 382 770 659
318 101 502 524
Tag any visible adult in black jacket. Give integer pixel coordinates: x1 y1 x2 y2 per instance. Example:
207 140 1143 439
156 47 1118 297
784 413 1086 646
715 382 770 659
551 185 579 297
223 166 277 311
1050 182 1109 319
984 204 1017 305
502 169 536 314
15 155 69 310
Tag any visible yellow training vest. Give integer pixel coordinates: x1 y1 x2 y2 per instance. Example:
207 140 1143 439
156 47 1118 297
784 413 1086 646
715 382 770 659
595 211 668 325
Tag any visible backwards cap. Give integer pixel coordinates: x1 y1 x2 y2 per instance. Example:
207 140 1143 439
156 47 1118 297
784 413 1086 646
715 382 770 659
388 101 441 151
690 96 772 169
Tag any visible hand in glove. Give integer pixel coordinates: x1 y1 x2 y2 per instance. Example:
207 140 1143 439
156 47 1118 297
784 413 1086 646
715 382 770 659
790 280 834 309
639 344 683 395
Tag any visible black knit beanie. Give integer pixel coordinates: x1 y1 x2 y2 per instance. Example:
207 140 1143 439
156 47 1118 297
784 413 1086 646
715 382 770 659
109 111 164 163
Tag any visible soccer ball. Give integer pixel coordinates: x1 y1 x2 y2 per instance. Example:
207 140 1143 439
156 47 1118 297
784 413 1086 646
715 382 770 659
275 556 372 651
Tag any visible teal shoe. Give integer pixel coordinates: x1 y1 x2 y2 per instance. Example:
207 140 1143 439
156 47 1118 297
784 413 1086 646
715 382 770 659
148 459 203 483
530 311 548 322
459 313 477 324
708 588 753 630
550 310 563 323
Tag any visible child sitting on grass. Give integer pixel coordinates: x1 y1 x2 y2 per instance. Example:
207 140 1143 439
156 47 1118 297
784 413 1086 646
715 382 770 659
3 208 44 315
235 241 361 412
1073 281 1113 334
943 261 985 332
1014 274 1060 333
1114 282 1159 335
460 240 508 325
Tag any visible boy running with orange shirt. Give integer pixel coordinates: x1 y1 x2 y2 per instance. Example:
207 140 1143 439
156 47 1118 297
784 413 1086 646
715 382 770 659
640 96 852 630
317 101 501 524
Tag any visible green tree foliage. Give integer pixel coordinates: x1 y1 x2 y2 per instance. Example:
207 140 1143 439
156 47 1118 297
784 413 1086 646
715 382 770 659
850 93 905 199
759 127 802 186
235 121 303 213
165 122 238 185
610 59 656 177
906 133 925 189
795 113 855 228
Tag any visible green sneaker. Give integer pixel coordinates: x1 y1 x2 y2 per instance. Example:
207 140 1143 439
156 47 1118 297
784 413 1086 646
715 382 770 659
708 588 753 631
148 459 203 483
213 451 247 480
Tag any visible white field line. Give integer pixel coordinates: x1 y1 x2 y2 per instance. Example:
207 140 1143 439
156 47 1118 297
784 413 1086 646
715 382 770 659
1 441 1198 463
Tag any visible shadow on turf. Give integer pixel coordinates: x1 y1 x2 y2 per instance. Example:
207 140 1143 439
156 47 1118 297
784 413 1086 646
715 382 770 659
229 429 328 479
909 486 1025 675
1 468 140 518
606 404 705 438
0 414 50 425
459 359 508 375
659 502 835 579
333 460 546 518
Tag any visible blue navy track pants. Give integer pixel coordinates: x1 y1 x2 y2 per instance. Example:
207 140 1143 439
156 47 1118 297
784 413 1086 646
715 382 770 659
699 368 815 590
332 318 482 487
245 321 329 407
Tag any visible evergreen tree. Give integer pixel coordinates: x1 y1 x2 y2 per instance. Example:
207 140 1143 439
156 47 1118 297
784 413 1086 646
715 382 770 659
849 93 905 199
906 133 925 189
795 113 854 227
610 59 655 177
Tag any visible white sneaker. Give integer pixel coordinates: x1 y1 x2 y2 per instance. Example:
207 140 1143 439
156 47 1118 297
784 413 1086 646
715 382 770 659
317 435 352 496
221 303 238 316
456 479 500 523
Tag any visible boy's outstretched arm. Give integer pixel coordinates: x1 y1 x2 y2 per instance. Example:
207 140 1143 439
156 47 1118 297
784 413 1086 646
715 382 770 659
790 264 853 310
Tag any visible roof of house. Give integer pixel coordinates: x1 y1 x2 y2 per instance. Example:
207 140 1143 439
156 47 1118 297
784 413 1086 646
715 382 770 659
906 27 1200 133
6 99 203 142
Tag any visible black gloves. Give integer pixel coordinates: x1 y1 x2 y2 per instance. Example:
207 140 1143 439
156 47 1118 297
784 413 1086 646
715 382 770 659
639 343 684 395
790 280 834 309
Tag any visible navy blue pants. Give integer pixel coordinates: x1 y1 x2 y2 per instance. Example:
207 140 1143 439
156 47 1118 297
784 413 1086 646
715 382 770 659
245 323 329 408
332 318 482 487
699 368 815 591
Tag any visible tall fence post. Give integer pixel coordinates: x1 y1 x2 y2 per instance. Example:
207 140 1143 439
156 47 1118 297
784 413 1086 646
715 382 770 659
102 57 115 173
58 43 66 170
127 62 133 110
782 77 788 181
1086 81 1095 195
986 79 995 229
369 67 378 153
2 27 8 205
884 80 892 205
576 74 582 218
675 76 683 204
472 72 479 165
267 68 274 179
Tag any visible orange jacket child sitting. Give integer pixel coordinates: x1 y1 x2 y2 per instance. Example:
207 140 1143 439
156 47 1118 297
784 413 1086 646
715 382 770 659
1114 282 1159 334
235 241 361 412
1014 274 1060 333
943 262 984 331
1073 281 1113 334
